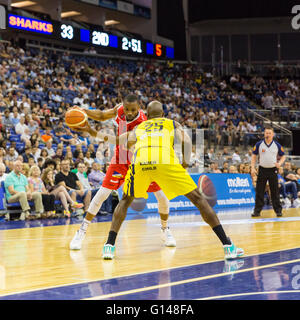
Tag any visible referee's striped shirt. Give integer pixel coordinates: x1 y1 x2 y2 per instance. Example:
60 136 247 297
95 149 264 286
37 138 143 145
252 139 284 168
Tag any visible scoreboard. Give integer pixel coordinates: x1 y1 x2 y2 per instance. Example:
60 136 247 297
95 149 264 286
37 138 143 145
7 13 175 59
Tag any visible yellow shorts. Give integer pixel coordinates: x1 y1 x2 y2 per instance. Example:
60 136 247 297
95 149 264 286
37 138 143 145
123 163 197 200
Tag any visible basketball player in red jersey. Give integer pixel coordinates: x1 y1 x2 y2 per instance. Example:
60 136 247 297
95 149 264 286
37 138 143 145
69 94 176 250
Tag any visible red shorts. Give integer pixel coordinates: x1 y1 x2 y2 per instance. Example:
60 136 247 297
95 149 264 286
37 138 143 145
102 163 161 193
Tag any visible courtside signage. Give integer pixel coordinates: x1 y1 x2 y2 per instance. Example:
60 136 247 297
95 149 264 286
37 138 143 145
119 173 255 214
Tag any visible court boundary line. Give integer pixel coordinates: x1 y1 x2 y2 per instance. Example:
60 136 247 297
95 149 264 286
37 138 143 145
84 258 300 300
199 290 300 300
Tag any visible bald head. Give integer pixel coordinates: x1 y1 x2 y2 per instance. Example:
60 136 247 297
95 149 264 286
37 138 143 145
13 160 23 175
147 101 164 119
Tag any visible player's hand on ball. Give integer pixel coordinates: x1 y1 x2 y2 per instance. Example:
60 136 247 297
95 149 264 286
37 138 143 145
72 121 92 133
72 105 86 113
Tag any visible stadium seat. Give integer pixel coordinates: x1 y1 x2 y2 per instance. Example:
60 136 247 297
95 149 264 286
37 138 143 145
10 134 21 142
0 182 63 219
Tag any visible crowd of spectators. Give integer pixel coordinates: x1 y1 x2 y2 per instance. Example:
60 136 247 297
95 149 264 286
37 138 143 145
229 71 300 126
0 41 265 147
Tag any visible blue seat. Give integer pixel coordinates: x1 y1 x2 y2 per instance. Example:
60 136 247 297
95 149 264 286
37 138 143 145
9 134 21 142
0 181 34 214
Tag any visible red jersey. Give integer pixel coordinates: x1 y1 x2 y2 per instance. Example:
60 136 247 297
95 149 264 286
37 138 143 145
110 105 147 165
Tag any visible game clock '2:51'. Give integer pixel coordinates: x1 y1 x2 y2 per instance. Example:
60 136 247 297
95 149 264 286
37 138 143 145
122 37 142 53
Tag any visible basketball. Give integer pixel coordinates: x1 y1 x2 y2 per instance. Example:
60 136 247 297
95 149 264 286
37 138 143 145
198 175 217 207
130 198 147 212
65 107 87 128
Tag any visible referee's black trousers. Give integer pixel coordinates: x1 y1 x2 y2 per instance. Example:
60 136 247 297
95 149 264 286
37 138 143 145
254 166 282 214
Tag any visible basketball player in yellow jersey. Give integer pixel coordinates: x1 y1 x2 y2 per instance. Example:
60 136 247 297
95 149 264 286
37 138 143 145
102 101 244 260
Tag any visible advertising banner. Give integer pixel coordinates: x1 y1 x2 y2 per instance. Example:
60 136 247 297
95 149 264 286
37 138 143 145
134 5 151 19
81 0 99 5
98 0 117 10
118 173 255 214
117 0 134 14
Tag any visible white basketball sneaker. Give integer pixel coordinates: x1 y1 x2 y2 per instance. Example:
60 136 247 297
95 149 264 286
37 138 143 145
161 227 176 247
284 198 291 207
70 229 86 250
293 198 300 208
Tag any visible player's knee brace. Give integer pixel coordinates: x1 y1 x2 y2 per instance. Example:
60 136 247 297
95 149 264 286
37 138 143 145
88 186 111 216
154 190 169 215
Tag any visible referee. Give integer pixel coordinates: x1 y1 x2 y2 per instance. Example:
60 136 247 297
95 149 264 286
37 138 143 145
251 126 286 217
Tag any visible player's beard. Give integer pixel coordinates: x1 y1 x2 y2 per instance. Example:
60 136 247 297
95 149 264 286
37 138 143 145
126 113 138 121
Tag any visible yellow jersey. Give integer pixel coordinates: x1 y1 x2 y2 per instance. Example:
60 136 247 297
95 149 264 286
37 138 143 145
133 118 180 165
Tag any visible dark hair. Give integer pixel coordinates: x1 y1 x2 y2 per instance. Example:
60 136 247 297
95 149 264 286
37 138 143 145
43 158 56 169
41 149 49 155
124 94 138 103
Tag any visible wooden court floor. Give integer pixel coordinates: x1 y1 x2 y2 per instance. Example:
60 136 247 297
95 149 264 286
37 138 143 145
0 207 300 300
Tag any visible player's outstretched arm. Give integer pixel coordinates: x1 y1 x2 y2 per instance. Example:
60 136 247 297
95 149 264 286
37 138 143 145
96 130 137 149
72 122 136 148
95 131 130 145
174 121 192 168
82 103 121 122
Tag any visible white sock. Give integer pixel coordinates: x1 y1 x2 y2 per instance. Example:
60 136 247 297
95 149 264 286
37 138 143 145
80 219 91 233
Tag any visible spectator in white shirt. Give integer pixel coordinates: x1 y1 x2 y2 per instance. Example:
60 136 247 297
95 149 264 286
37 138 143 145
44 141 55 157
261 92 274 109
15 116 28 135
220 107 228 118
76 163 92 191
84 151 94 168
21 127 31 144
73 94 84 106
232 149 242 164
28 119 39 135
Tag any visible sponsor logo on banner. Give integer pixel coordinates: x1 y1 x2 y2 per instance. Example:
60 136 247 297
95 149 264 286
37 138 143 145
117 0 134 14
227 177 250 187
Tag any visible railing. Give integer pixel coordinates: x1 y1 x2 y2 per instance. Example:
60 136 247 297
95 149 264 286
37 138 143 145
246 109 292 134
285 155 300 168
204 129 292 150
196 62 300 78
